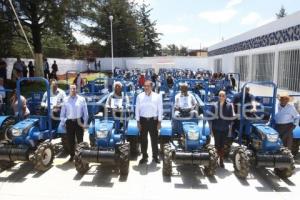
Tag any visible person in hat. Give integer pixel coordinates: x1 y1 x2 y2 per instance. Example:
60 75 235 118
275 92 299 150
174 82 198 118
105 81 130 118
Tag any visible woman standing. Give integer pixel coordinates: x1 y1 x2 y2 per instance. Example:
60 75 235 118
210 91 234 168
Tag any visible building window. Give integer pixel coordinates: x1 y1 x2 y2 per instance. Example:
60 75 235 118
214 58 222 72
278 49 300 92
234 55 249 82
252 53 275 81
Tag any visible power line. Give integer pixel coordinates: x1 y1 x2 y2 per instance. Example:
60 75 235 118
8 0 34 57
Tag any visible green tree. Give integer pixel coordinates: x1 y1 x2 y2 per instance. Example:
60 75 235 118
276 6 287 19
163 44 179 56
1 0 84 75
136 2 161 57
82 0 141 57
179 46 188 56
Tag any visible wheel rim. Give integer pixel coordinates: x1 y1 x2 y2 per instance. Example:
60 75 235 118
235 152 242 171
42 148 52 166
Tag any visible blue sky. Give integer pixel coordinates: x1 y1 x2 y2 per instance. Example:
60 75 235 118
75 0 300 49
137 0 300 48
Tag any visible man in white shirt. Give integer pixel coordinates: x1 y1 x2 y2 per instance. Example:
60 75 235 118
135 80 163 164
41 79 66 128
41 79 66 112
174 82 198 118
60 84 89 161
275 92 299 150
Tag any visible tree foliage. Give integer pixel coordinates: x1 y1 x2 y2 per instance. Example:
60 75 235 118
276 6 287 19
0 0 162 59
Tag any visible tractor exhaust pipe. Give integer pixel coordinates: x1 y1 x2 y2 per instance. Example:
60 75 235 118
80 149 116 164
0 146 30 162
256 153 293 168
173 152 210 166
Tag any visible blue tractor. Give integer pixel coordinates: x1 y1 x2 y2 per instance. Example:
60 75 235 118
232 82 295 178
0 89 17 142
161 79 217 176
0 77 59 171
74 80 131 176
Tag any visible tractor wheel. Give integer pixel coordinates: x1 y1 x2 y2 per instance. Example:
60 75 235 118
61 134 70 153
118 143 130 176
233 146 250 179
204 144 218 176
159 137 169 154
163 143 172 176
224 139 233 158
129 137 139 156
74 142 90 174
274 148 295 178
0 160 14 170
33 142 54 172
291 139 300 157
0 117 16 141
89 135 96 147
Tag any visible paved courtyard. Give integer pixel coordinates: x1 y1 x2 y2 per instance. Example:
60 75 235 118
0 137 300 200
1 84 300 200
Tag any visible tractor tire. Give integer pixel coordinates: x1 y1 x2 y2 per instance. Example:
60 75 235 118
89 135 96 147
118 143 130 176
0 160 14 170
159 137 169 154
162 143 172 176
61 134 70 153
224 139 233 158
274 147 295 178
74 142 90 174
233 146 250 179
204 144 218 176
33 142 54 172
291 139 300 157
0 117 16 141
129 137 139 156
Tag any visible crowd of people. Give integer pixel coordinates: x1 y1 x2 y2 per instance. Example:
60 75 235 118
0 62 299 168
0 57 60 83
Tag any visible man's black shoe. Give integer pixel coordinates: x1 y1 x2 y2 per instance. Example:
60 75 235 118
139 157 148 165
153 157 160 164
68 155 74 162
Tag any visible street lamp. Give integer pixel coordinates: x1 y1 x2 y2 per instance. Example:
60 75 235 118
109 15 114 76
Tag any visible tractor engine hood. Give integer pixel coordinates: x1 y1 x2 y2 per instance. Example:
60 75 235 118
252 124 281 151
182 122 207 151
182 122 201 140
93 119 114 141
9 118 39 138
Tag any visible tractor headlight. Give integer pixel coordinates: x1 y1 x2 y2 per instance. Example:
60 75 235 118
187 130 199 140
96 130 109 139
11 128 22 137
266 134 279 143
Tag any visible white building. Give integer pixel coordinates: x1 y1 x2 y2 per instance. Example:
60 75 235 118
208 11 300 92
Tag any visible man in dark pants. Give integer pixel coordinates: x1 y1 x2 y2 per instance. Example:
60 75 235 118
60 84 88 161
275 92 298 150
136 80 163 164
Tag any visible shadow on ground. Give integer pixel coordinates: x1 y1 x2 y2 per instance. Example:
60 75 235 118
79 164 128 187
